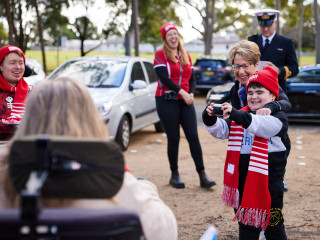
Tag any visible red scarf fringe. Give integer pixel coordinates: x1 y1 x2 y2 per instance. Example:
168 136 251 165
222 185 239 209
234 207 271 231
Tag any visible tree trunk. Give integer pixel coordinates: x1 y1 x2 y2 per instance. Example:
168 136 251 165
297 0 304 64
4 0 15 45
203 0 215 55
124 30 131 56
314 0 320 64
32 0 47 73
132 0 139 56
80 39 85 57
204 31 212 55
275 0 281 34
17 1 25 51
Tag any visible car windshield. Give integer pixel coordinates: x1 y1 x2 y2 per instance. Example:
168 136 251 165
195 60 226 68
48 59 127 88
289 68 320 83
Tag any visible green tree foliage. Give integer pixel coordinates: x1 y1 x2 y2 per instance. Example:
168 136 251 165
0 0 34 51
264 1 317 54
0 22 8 45
282 3 314 49
68 0 103 56
74 16 99 56
183 0 253 54
101 1 129 39
0 0 71 50
138 0 180 45
103 0 179 52
40 0 75 46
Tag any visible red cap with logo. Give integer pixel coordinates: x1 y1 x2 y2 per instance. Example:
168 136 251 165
0 45 25 64
160 23 179 40
246 66 279 100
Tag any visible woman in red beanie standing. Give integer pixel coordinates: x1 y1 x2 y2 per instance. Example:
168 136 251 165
153 23 216 189
0 45 31 140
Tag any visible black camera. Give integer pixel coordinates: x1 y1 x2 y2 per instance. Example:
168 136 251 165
164 90 178 100
213 104 224 116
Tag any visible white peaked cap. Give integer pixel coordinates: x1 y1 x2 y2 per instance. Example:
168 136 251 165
254 9 280 16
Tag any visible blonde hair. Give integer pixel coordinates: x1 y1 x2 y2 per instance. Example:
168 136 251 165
15 77 108 139
1 77 109 207
163 38 190 66
229 40 261 65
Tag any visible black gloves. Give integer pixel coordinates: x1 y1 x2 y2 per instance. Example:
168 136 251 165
202 105 217 126
229 108 252 129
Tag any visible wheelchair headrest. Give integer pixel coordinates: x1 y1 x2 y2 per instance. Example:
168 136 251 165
9 135 125 199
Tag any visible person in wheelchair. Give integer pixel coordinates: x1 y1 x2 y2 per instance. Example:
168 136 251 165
0 77 178 240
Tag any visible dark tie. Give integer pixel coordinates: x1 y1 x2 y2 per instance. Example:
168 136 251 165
264 39 269 49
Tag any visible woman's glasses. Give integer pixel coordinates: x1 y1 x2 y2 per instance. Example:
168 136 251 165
232 63 252 71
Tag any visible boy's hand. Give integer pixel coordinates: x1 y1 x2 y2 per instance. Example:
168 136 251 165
203 102 219 126
256 107 272 116
206 102 231 118
206 102 215 116
222 103 232 120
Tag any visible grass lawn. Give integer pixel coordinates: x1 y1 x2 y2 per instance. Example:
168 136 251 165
25 50 316 74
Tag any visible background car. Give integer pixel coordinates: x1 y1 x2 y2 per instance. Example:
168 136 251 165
206 65 320 122
286 65 320 121
47 56 164 150
24 58 46 86
193 55 233 90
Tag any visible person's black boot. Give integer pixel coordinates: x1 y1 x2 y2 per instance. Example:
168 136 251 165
169 171 185 188
199 170 216 188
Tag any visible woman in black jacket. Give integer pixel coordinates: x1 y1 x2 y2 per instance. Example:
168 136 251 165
227 40 291 192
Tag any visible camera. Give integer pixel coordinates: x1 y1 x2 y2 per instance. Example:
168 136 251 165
213 104 224 116
164 90 178 100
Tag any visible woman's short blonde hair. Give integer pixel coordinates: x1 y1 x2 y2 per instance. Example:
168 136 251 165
228 40 261 65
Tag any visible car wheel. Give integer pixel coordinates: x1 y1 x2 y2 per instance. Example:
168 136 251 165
154 121 165 132
115 115 131 151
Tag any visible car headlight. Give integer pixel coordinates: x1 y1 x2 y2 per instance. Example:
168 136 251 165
97 102 112 117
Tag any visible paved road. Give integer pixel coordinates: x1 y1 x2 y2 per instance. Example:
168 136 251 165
193 92 207 125
194 100 206 126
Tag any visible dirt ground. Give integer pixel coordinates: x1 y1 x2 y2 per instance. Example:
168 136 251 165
123 96 320 240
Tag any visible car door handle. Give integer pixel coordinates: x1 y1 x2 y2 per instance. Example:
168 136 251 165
304 90 317 94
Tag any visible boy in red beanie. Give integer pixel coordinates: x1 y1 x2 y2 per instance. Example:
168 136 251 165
202 66 288 240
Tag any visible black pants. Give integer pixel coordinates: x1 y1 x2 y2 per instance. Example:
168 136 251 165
239 220 287 240
238 179 287 240
155 96 204 173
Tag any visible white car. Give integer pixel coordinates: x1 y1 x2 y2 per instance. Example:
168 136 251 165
47 56 164 150
24 58 46 86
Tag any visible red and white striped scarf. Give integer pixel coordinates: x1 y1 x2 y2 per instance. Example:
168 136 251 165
0 74 29 123
222 107 271 230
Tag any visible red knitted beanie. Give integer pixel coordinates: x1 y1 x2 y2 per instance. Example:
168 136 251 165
160 23 179 40
246 66 279 100
0 45 25 65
